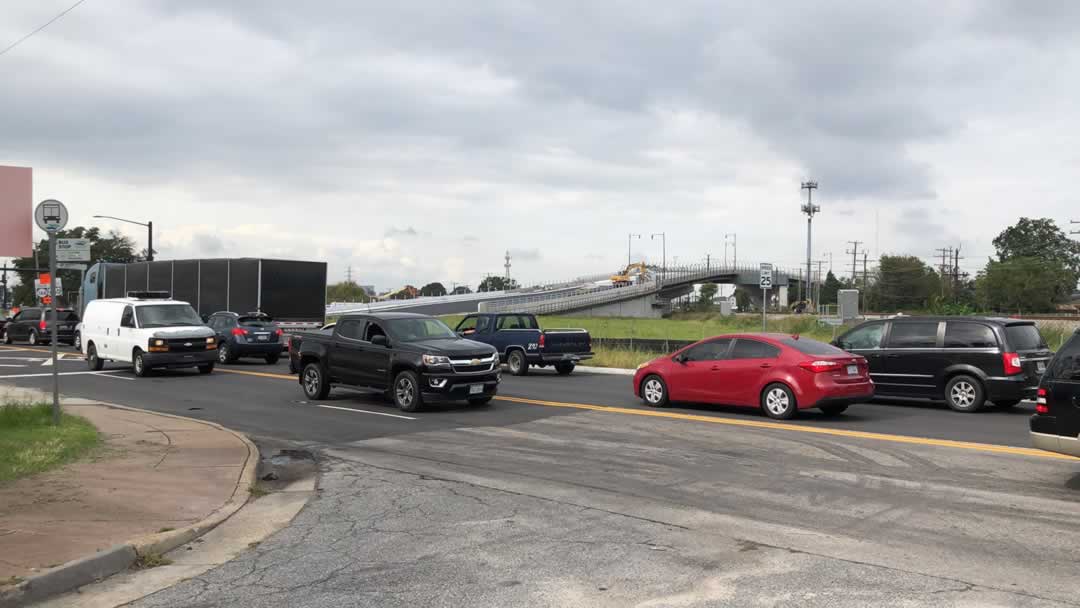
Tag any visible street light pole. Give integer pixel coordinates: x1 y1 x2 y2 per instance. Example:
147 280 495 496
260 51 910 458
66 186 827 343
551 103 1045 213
724 233 736 267
627 233 641 267
651 233 665 285
93 215 154 261
800 181 820 308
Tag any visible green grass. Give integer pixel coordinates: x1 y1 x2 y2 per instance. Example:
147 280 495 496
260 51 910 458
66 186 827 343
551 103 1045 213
0 403 100 484
588 347 661 369
131 552 173 570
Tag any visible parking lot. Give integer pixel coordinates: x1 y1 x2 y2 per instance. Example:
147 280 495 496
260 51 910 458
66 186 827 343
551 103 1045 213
3 343 1080 605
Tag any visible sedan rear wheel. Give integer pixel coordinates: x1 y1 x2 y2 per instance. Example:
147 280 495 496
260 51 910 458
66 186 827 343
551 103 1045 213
761 383 797 420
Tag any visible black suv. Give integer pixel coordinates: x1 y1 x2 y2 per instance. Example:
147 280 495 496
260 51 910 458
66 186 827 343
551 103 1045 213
1 307 79 346
1030 330 1080 458
834 316 1052 412
206 312 284 364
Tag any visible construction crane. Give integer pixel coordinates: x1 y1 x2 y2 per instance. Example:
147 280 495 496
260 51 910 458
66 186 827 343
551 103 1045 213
610 263 651 287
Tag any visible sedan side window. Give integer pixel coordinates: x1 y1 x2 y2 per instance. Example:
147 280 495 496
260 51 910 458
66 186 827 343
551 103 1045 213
682 338 732 362
839 324 884 350
730 339 781 359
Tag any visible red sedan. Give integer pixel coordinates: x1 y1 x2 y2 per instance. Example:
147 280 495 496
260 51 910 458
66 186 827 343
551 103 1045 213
633 333 873 419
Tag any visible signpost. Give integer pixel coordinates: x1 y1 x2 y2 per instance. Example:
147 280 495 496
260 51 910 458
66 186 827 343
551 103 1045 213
34 199 68 426
56 238 90 262
759 263 773 331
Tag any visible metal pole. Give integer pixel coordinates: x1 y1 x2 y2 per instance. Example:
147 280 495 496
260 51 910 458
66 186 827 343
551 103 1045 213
806 215 812 306
49 235 59 425
762 287 767 331
147 221 154 262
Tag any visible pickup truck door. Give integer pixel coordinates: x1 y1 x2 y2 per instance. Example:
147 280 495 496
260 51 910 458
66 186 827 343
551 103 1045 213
493 315 540 358
357 322 393 389
457 315 497 349
328 320 367 386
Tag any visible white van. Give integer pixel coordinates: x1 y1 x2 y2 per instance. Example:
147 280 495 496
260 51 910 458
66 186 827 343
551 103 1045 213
81 293 217 377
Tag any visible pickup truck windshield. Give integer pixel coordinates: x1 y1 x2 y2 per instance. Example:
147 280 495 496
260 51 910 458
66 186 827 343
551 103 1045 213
136 304 204 328
387 318 456 341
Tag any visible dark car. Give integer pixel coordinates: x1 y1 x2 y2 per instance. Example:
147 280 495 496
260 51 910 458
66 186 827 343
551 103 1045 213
453 313 592 376
1 307 79 346
1030 329 1080 458
207 311 284 364
834 316 1052 412
289 312 499 412
633 333 872 419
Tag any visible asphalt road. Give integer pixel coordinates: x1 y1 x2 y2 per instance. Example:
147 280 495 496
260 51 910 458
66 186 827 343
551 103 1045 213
3 344 1080 606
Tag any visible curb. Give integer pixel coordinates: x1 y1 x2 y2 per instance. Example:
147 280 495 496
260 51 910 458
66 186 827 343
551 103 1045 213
575 366 635 376
0 401 260 608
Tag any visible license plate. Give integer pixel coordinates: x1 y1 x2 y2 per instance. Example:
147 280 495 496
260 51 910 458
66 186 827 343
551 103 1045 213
256 334 269 341
847 365 858 375
469 384 484 395
1037 361 1046 373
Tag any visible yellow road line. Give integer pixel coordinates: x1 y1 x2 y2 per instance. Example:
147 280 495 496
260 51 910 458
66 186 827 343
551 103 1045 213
216 368 296 381
494 395 1080 461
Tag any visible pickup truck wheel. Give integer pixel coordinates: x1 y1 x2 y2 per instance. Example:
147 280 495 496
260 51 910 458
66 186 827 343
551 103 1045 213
508 350 529 376
393 371 424 412
302 363 331 400
555 362 575 375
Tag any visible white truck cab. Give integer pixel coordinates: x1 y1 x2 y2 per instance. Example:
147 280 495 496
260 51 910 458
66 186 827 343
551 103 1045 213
81 292 217 377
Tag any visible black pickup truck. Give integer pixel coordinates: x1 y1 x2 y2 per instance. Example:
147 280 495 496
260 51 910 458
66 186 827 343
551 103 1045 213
453 313 592 376
288 312 500 412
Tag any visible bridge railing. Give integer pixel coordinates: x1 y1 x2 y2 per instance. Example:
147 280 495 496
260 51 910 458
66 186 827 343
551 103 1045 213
483 281 660 315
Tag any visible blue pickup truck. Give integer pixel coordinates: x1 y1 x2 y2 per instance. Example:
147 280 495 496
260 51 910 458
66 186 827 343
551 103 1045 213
453 313 592 376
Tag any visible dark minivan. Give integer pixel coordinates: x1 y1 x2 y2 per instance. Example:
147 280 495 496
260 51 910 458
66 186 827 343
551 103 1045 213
1 307 80 346
834 316 1052 412
1030 330 1080 458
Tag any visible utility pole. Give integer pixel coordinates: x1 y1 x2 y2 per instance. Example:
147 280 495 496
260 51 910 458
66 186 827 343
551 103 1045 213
846 241 863 282
814 260 826 310
651 233 666 285
801 181 820 308
724 233 737 267
705 253 711 272
345 266 353 283
935 247 953 298
953 245 964 301
862 252 869 313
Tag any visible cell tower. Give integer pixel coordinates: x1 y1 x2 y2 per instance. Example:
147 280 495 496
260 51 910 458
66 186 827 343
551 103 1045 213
504 250 512 280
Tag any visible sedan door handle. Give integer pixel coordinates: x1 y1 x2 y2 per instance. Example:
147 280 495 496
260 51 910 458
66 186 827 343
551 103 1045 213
710 365 721 371
759 363 772 368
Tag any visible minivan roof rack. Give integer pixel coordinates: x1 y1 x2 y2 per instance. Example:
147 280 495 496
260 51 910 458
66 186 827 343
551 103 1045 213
126 291 171 299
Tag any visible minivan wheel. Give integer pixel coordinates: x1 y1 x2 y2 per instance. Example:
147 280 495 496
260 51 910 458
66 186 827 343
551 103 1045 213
302 363 331 400
507 350 529 376
133 351 150 377
761 383 797 420
1 330 9 345
28 330 38 346
393 370 424 412
87 343 104 371
945 375 985 412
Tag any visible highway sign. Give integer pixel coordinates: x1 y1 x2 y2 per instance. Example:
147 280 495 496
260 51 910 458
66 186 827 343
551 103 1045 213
759 263 773 290
57 262 87 271
34 199 68 233
56 238 90 262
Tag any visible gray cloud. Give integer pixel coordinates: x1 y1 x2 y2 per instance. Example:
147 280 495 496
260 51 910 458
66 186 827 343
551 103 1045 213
385 226 419 237
508 248 541 262
192 233 225 255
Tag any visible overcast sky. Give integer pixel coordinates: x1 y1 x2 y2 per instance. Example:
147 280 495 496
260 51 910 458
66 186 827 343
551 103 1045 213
2 1 1079 290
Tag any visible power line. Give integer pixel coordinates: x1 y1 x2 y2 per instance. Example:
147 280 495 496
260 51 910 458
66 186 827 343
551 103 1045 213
0 0 88 58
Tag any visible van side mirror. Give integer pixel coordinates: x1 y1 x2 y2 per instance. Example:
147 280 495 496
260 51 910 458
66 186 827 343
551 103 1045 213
372 335 389 347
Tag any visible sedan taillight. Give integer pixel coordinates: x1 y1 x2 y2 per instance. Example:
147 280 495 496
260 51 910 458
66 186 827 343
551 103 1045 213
798 360 842 373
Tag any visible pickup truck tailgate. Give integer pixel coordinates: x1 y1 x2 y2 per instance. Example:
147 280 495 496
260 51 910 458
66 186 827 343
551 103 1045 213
542 329 591 354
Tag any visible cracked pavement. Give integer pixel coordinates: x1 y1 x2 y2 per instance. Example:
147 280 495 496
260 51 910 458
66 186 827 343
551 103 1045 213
131 407 1080 608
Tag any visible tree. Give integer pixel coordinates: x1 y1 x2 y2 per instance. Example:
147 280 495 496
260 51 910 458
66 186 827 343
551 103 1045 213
326 281 371 303
9 227 138 307
451 285 472 295
697 283 718 311
478 276 519 292
990 218 1079 306
978 257 1069 313
733 286 753 311
820 271 842 305
866 255 941 312
419 282 447 297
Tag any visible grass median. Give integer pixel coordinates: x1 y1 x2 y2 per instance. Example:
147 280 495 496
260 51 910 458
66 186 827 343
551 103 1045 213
0 402 100 484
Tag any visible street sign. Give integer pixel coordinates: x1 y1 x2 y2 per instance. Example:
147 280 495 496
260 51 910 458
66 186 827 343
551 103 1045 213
36 287 49 298
56 238 90 262
35 277 62 297
34 199 68 233
759 263 773 290
57 262 87 271
41 295 52 305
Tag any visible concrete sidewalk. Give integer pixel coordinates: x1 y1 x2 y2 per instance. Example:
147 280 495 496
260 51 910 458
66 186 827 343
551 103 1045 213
0 399 254 594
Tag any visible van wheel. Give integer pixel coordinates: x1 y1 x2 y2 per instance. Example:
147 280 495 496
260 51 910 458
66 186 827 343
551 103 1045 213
28 330 39 346
393 370 424 412
74 332 81 351
87 343 104 371
302 363 330 400
133 351 151 377
555 362 575 375
945 375 985 412
508 350 529 376
761 383 797 420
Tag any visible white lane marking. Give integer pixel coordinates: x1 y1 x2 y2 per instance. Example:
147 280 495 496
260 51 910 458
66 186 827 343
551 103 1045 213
312 403 416 420
0 364 27 368
41 358 54 366
0 370 125 379
94 373 134 381
0 356 46 361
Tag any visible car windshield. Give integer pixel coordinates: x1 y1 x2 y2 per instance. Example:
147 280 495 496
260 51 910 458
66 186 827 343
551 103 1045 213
781 337 848 356
387 318 456 341
136 304 205 328
1005 325 1047 351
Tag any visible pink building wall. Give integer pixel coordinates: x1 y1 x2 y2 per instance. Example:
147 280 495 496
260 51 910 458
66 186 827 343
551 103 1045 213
0 166 33 257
